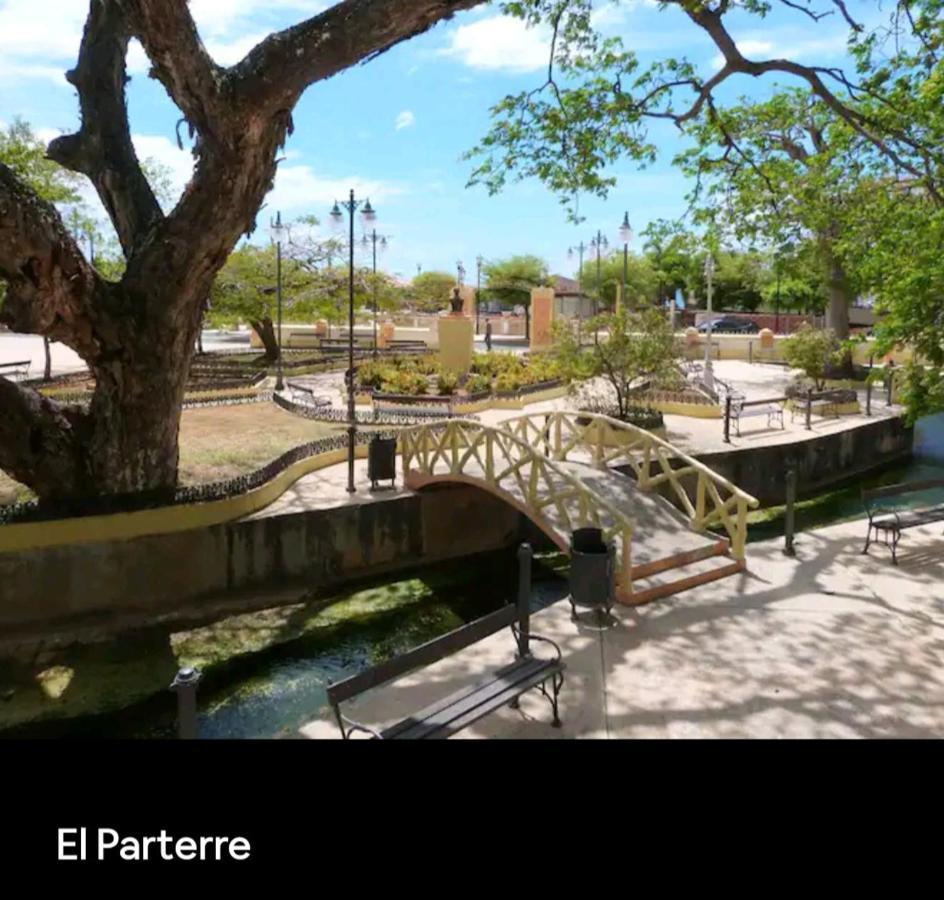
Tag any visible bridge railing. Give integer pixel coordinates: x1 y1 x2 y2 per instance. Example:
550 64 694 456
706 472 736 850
400 419 636 590
498 411 759 559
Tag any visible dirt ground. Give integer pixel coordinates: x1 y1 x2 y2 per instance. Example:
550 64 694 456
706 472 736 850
0 403 342 504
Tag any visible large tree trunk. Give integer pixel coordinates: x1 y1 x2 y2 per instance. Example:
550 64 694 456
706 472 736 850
0 0 483 503
820 227 851 340
250 317 280 362
824 254 851 340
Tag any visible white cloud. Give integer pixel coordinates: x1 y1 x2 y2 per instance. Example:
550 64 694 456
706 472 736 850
0 0 331 84
710 32 849 69
189 1 329 38
131 135 196 199
395 110 415 131
438 15 551 73
265 165 407 213
204 32 271 66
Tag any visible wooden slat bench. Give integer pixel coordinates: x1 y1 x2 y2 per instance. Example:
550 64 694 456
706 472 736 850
862 479 944 565
386 340 428 353
0 360 31 382
729 395 785 436
790 388 856 425
326 544 565 739
286 380 331 408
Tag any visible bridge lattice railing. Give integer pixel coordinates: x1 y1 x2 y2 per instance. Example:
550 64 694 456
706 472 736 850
400 419 635 588
497 411 759 559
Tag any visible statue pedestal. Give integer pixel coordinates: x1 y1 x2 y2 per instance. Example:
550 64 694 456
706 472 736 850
439 314 474 374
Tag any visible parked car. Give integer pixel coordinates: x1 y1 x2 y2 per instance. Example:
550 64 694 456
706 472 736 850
696 316 760 334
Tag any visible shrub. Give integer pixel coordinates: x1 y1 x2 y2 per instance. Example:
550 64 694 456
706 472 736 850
465 373 492 395
782 325 842 390
436 371 459 395
495 371 523 393
381 370 429 395
356 361 392 391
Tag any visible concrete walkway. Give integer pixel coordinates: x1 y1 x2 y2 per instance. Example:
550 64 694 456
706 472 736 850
299 517 944 739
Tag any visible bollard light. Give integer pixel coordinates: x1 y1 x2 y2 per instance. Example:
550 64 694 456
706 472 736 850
170 666 202 740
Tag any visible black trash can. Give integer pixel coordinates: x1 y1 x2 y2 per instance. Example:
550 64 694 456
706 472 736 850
569 527 613 620
368 436 397 490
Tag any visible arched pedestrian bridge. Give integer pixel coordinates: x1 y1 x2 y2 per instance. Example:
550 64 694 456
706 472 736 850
400 412 759 604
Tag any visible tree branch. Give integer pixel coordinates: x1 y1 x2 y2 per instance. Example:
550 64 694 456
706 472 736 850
680 2 943 203
121 0 226 146
0 164 104 361
236 0 484 111
46 0 162 257
0 378 90 502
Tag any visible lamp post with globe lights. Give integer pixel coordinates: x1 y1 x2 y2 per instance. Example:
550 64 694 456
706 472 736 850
703 252 716 392
619 212 633 311
361 229 389 359
269 211 287 392
330 192 377 493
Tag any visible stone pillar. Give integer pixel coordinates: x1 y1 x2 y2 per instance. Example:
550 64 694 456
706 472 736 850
685 326 699 360
314 319 329 337
439 313 474 374
378 321 396 349
530 286 555 351
759 327 775 350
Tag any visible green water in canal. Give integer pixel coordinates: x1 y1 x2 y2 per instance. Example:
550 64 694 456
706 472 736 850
0 549 569 739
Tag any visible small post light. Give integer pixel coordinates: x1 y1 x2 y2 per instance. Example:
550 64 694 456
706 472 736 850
170 666 202 740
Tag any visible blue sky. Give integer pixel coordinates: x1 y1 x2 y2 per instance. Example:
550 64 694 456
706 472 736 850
0 0 868 281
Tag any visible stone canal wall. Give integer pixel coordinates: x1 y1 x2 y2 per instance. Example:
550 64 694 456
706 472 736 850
0 485 526 635
694 415 914 506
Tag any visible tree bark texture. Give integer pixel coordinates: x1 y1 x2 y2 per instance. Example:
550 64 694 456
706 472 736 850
0 0 481 501
250 317 280 362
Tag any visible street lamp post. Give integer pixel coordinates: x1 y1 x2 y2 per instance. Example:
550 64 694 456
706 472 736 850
362 230 389 358
619 212 632 311
270 211 286 392
567 241 588 343
590 231 608 344
590 231 609 315
475 255 484 335
331 191 376 494
703 253 716 392
774 255 782 334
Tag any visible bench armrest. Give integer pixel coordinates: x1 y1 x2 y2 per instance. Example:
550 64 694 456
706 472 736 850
512 625 563 663
337 711 384 740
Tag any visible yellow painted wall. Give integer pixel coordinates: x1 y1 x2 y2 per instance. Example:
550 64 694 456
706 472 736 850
0 444 376 555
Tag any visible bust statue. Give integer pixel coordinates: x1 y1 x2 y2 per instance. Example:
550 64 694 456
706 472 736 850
449 286 464 314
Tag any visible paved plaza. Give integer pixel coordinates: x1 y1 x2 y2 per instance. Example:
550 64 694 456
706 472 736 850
299 517 944 739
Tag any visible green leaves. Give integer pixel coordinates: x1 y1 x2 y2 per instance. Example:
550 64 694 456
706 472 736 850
0 118 81 205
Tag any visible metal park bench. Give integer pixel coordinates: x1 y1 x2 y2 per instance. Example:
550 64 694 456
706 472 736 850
325 544 565 739
862 479 944 565
726 395 785 438
286 380 331 408
790 388 856 428
386 340 428 353
0 360 31 382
